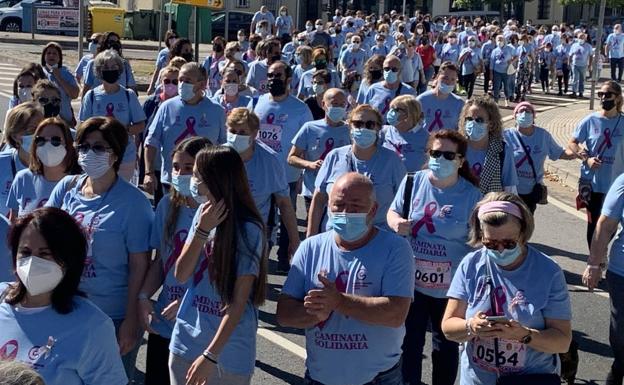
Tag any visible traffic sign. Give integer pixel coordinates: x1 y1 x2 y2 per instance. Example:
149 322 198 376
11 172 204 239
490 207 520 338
172 0 223 9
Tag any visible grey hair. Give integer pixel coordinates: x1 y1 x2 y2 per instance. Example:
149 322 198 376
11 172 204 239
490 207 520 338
0 360 45 385
94 48 125 81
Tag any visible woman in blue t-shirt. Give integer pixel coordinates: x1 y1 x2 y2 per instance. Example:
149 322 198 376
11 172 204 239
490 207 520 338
442 193 572 385
138 136 211 385
40 42 80 127
0 207 127 385
388 129 481 385
7 117 81 221
169 146 267 385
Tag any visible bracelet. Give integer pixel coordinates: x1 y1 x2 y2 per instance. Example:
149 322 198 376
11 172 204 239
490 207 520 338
194 223 211 240
202 350 218 365
465 318 474 338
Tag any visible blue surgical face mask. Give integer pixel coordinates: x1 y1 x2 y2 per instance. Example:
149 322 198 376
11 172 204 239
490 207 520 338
171 173 192 196
383 69 398 83
486 245 522 267
428 156 457 179
21 135 33 153
465 120 488 141
190 177 208 204
178 82 196 102
329 212 370 242
351 128 378 149
88 41 98 55
326 106 346 122
226 132 252 153
438 81 455 95
295 54 303 64
312 83 326 96
386 108 401 126
515 111 533 128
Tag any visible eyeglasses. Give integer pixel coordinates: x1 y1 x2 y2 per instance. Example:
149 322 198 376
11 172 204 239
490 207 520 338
37 97 61 105
429 150 459 160
383 67 399 72
465 116 485 124
481 238 518 250
598 91 616 99
351 119 380 129
267 72 284 79
76 143 111 154
34 136 63 147
163 78 179 85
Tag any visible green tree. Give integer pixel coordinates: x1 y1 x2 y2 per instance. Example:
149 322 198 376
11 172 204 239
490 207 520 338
559 0 624 5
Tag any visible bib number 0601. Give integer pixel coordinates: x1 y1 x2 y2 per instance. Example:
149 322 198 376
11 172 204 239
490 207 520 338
415 269 444 284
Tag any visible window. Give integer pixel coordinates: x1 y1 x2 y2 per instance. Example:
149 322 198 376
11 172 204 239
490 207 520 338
236 0 249 7
538 0 550 20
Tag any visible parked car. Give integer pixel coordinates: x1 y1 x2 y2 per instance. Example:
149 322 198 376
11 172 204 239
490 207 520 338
211 11 253 41
0 0 61 32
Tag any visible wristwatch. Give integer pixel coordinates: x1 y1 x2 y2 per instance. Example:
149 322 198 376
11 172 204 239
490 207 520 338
520 328 533 344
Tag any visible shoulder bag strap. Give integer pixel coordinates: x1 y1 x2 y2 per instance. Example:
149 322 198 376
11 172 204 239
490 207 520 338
402 172 415 219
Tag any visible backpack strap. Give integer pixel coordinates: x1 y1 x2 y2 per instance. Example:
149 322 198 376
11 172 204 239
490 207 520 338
402 172 415 219
10 156 16 179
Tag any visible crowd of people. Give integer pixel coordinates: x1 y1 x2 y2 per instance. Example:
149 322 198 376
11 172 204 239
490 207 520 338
1 5 624 385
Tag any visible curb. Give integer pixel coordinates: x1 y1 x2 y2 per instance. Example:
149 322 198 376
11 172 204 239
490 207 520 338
0 37 160 52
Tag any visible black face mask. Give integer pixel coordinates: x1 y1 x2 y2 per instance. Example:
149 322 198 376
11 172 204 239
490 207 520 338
335 28 342 34
108 41 122 53
214 44 223 53
43 103 60 118
370 69 383 81
182 53 194 62
102 69 121 84
315 61 327 69
268 78 286 97
602 99 616 111
270 54 282 64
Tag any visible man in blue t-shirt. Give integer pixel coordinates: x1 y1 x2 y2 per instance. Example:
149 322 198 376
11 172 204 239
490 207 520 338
277 172 415 385
606 24 624 82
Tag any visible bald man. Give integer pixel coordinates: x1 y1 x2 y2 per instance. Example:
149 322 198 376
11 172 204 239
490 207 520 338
288 88 351 215
363 55 416 123
277 172 414 385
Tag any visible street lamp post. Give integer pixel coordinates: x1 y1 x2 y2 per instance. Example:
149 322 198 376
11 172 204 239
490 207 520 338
589 0 606 110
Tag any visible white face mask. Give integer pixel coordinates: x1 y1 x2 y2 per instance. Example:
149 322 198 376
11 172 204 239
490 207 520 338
224 83 238 97
37 142 67 167
234 51 243 60
226 132 252 153
78 150 111 179
18 87 32 103
17 256 64 296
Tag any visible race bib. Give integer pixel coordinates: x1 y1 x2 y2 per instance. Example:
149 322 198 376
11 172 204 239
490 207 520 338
259 80 269 93
471 337 527 373
259 120 283 152
414 259 452 289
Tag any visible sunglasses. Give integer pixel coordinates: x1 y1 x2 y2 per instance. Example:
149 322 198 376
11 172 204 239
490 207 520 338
76 143 111 155
481 238 518 250
38 97 61 105
351 120 380 129
267 72 284 79
34 136 63 147
598 91 616 99
429 150 459 160
465 116 485 124
163 79 179 85
383 67 399 72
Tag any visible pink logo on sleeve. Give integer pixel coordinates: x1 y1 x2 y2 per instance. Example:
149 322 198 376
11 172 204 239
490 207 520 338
0 340 18 360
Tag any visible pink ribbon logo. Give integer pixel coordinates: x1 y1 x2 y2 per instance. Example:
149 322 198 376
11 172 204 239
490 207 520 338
266 113 275 124
597 128 613 155
349 58 357 69
381 97 392 115
411 202 438 237
316 271 349 330
105 103 115 117
193 242 213 285
0 340 18 360
427 109 444 132
515 145 532 168
164 229 188 275
492 286 507 315
472 163 483 177
319 138 335 160
175 117 197 145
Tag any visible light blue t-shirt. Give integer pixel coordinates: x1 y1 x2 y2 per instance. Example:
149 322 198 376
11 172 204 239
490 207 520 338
380 124 429 172
339 47 367 74
84 59 136 89
210 93 253 116
79 85 147 163
390 170 481 298
145 96 226 184
602 174 624 277
149 195 195 338
356 79 374 105
570 42 592 67
0 289 127 385
417 90 465 133
503 127 564 195
440 43 461 64
297 68 341 99
466 142 519 189
201 55 226 94
245 141 290 224
460 47 482 75
291 64 312 96
447 248 571 385
170 214 263 375
43 66 78 124
156 47 169 69
573 112 624 193
292 119 351 197
281 229 415 385
363 82 416 122
0 150 25 217
251 10 274 25
245 59 269 94
607 33 624 59
314 145 406 230
481 41 495 66
6 169 60 216
490 45 514 74
0 215 11 282
74 54 93 80
251 93 314 183
554 44 571 69
275 15 293 36
46 175 153 319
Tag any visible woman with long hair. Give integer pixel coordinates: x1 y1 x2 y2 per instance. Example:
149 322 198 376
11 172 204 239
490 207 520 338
169 146 268 385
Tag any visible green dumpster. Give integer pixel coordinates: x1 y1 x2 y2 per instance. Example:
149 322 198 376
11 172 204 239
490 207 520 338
132 10 153 40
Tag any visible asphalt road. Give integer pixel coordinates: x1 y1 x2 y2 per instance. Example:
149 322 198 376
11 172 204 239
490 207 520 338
0 75 617 385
